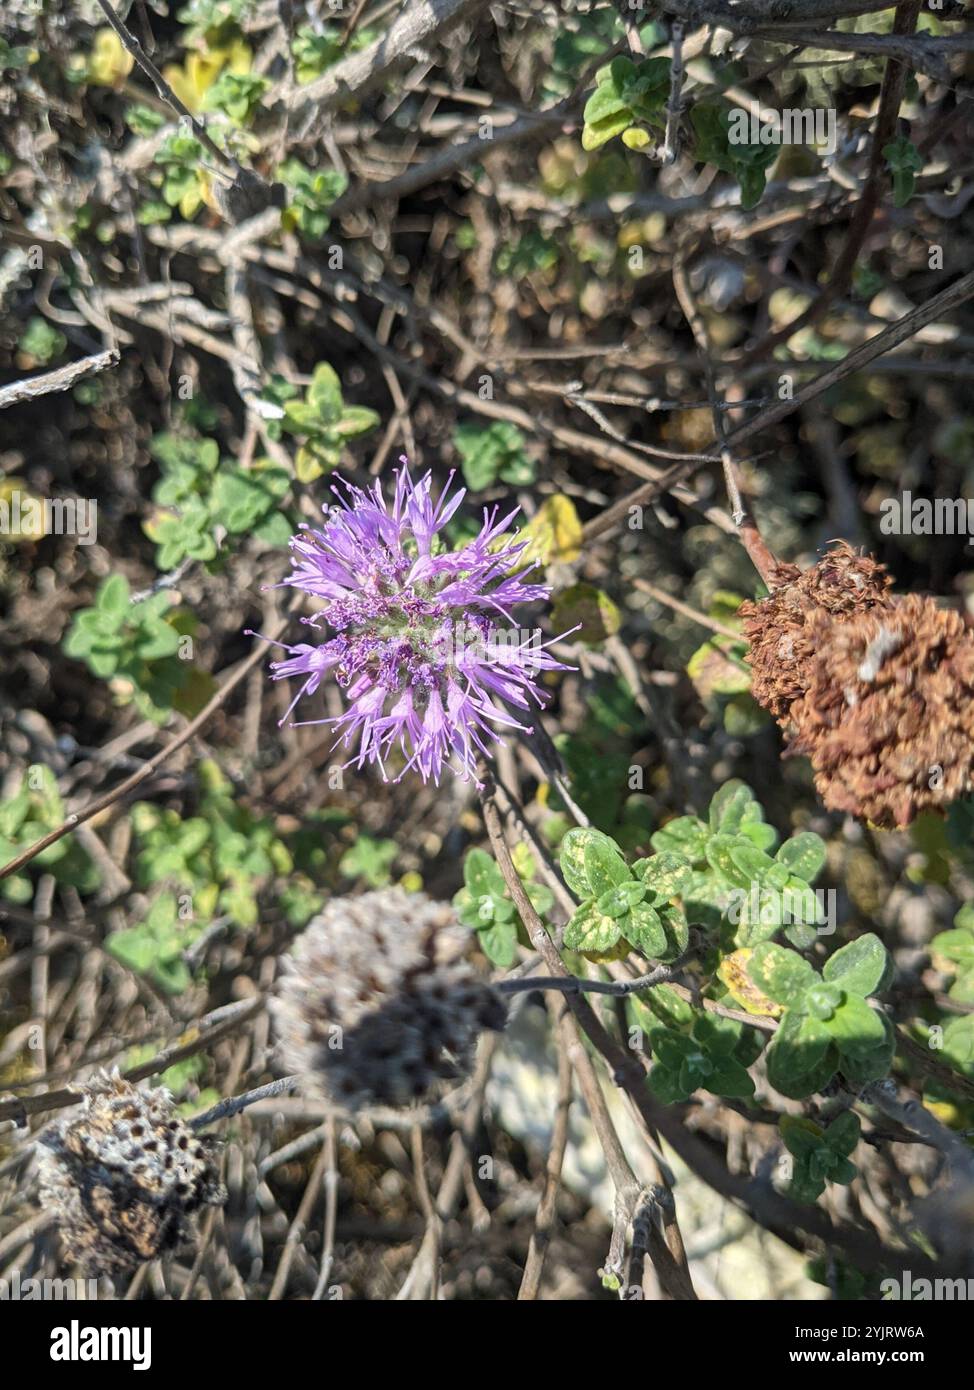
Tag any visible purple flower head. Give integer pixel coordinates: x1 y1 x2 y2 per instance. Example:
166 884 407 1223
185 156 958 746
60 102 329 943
252 462 572 784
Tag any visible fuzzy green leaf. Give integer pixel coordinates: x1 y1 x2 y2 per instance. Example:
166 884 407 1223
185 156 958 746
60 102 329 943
822 933 888 999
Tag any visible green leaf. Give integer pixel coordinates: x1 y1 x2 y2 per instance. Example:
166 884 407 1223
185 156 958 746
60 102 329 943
780 1115 825 1158
737 164 767 210
692 1011 743 1056
656 902 690 962
254 511 294 547
804 982 844 1021
708 781 755 834
526 880 554 917
135 621 182 661
729 841 777 884
622 56 670 102
478 920 518 968
307 363 343 422
2 873 34 904
650 816 708 861
705 834 754 889
605 56 636 88
106 927 158 974
747 942 817 1007
282 400 322 432
560 827 624 898
563 901 623 955
0 781 31 838
838 1013 895 1084
765 1011 835 1099
775 832 827 884
463 848 505 899
687 636 751 700
334 405 380 439
831 1156 857 1185
882 137 922 208
653 1031 693 1070
955 902 974 931
739 819 778 852
583 84 629 126
678 1053 714 1093
690 102 731 166
632 851 693 903
97 573 130 617
559 827 594 897
623 902 666 958
822 933 888 998
339 835 396 887
825 1110 860 1158
940 1013 974 1075
152 956 192 994
454 421 532 491
638 983 694 1031
706 1055 755 1099
649 1062 689 1104
597 880 646 918
826 994 887 1054
932 927 974 966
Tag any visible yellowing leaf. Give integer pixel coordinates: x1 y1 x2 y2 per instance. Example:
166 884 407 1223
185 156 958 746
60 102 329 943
514 494 582 568
511 842 536 879
179 181 204 220
551 582 620 644
580 938 631 965
162 43 250 113
164 54 222 112
621 127 651 150
295 447 325 483
717 948 783 1018
197 169 218 213
142 505 178 543
223 40 253 77
686 636 751 701
195 882 220 917
923 1097 961 1127
88 29 134 89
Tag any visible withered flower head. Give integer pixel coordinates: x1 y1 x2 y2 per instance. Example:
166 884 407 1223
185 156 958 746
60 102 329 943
272 888 507 1108
790 593 974 828
741 542 893 721
38 1071 225 1278
743 544 974 828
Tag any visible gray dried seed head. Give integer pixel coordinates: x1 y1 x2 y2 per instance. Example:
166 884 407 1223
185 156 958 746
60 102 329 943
272 888 507 1108
37 1070 226 1278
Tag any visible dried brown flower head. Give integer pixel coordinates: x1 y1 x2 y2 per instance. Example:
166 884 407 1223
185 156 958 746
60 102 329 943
790 593 974 828
38 1071 225 1279
742 545 974 827
741 542 893 721
272 888 507 1108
